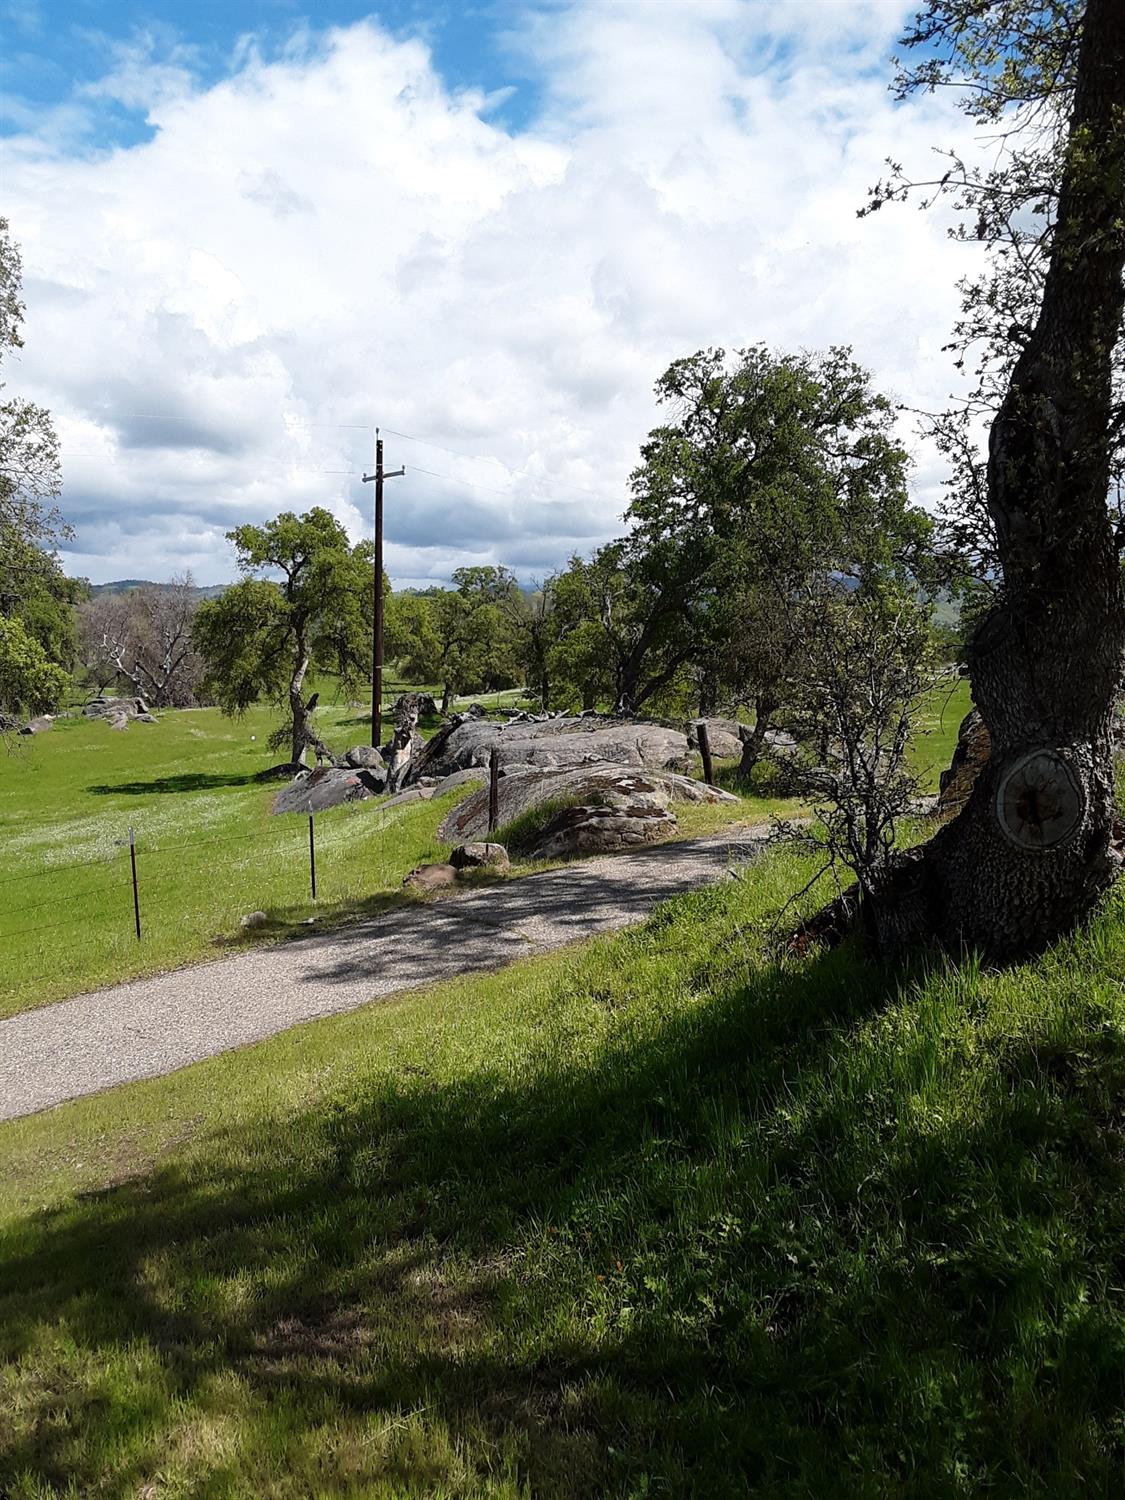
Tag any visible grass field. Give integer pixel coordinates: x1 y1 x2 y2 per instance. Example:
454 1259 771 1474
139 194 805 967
0 680 971 1021
2 834 1124 1495
0 696 465 1020
9 674 1123 1496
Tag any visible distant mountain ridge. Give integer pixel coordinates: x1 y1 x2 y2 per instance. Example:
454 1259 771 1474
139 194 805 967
89 579 229 599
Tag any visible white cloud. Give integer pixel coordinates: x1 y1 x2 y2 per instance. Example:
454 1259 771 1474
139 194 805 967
4 1 985 585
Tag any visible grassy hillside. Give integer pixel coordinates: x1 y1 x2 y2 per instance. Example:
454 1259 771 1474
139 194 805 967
1 842 1123 1495
0 698 461 1019
0 680 970 1020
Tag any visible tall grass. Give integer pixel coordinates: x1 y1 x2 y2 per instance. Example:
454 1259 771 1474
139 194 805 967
1 847 1123 1494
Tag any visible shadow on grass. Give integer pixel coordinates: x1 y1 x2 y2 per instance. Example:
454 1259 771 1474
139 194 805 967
87 771 266 796
1 910 1122 1496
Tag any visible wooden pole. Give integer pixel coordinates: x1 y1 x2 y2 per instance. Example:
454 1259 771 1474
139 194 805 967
362 431 404 749
372 435 384 747
696 720 714 787
488 746 500 834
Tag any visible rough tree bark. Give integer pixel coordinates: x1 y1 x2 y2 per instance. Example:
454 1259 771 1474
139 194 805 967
884 0 1125 959
289 634 312 767
737 694 777 782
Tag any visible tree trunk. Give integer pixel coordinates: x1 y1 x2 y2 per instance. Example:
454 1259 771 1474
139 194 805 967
441 681 453 716
892 0 1125 959
737 698 775 781
289 637 311 767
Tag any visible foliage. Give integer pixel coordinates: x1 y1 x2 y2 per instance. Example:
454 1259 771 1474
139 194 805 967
0 612 68 716
0 219 76 712
864 0 1124 588
0 219 66 555
616 345 933 737
194 509 377 764
781 583 940 926
385 590 442 686
0 523 83 675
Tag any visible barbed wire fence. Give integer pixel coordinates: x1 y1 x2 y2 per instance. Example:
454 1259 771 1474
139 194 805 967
0 797 407 948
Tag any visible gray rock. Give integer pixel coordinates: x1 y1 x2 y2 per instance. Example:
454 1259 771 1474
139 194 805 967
403 862 459 892
377 784 437 813
529 800 677 860
449 841 510 873
83 695 155 728
689 718 743 760
411 717 692 782
271 766 385 814
21 715 54 734
345 744 385 770
438 762 734 844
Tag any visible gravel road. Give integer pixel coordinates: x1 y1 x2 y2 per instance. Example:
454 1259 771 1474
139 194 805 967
0 826 770 1122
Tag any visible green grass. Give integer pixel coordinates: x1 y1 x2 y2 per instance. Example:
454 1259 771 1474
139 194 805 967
0 696 796 1020
3 848 1125 1495
911 675 972 791
0 679 967 1021
0 698 461 1020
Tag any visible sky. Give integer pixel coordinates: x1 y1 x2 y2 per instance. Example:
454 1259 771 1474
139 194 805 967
0 0 984 588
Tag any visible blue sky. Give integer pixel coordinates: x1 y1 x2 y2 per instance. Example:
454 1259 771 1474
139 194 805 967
1 1 981 586
2 1 549 145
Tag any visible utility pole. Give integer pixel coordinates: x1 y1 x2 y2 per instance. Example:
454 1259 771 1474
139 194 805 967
362 428 405 747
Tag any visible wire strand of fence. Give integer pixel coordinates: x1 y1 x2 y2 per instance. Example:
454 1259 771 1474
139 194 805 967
0 819 314 884
3 908 142 941
0 854 120 886
3 884 122 920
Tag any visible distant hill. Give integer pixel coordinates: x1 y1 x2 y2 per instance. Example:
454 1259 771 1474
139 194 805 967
89 579 229 599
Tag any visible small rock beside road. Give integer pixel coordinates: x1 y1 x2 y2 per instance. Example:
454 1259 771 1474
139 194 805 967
450 841 510 873
403 862 460 892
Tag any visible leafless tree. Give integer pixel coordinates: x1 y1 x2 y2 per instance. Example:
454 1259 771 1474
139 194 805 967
79 575 205 707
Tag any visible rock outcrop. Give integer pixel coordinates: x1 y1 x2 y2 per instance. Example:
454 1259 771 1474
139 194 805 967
688 718 743 759
403 862 459 892
272 765 386 814
345 744 385 770
438 761 736 844
935 709 991 821
411 716 693 783
82 695 156 729
526 774 677 859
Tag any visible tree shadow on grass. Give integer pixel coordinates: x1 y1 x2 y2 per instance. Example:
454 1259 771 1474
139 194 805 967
1 914 1122 1496
87 771 267 795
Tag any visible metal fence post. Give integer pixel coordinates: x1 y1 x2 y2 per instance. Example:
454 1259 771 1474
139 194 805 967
308 813 317 899
129 825 142 940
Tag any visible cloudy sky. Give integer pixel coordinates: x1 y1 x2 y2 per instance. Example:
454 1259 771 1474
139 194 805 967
1 0 983 587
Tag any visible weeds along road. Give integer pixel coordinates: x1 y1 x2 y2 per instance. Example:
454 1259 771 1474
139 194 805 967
0 825 772 1121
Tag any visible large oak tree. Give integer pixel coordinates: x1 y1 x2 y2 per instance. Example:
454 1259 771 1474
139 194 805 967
874 0 1125 957
194 509 377 766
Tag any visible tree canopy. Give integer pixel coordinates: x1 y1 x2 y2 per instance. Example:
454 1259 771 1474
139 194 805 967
194 508 378 765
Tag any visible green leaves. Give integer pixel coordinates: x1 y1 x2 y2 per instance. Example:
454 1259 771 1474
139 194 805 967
193 509 377 732
0 613 68 715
